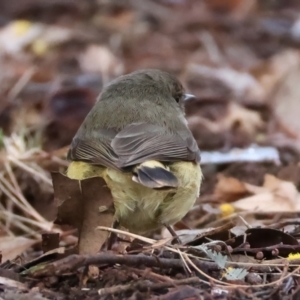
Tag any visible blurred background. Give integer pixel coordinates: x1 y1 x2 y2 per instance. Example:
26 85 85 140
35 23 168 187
1 0 300 261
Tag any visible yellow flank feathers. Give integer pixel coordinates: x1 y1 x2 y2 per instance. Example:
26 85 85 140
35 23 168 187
67 161 202 234
67 161 105 180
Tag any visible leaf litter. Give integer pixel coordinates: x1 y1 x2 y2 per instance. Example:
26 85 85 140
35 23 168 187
1 0 300 299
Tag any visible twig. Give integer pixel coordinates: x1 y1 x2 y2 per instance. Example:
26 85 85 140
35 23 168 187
238 216 252 229
128 267 173 283
186 221 236 245
184 253 300 289
232 243 300 254
25 253 211 277
8 156 52 185
0 173 50 225
0 210 52 232
268 220 300 230
98 277 201 296
8 67 36 102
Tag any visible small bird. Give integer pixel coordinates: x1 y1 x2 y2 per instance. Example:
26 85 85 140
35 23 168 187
67 69 202 235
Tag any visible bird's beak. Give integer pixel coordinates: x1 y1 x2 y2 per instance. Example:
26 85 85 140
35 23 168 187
184 93 196 101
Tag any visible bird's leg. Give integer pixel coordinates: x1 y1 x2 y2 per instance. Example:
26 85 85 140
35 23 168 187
106 220 120 250
164 224 182 245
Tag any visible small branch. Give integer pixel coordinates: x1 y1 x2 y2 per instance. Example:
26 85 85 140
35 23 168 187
98 277 201 296
26 253 213 277
232 243 300 254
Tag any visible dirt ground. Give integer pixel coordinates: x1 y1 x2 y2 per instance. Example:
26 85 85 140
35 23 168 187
1 0 300 299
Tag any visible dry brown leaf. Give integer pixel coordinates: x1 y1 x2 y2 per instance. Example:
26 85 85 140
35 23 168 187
216 174 300 212
52 173 115 254
203 0 256 19
271 58 300 139
233 193 282 212
187 102 264 135
52 172 83 229
222 102 263 135
232 174 300 212
79 177 115 254
0 236 36 261
214 174 249 202
243 183 268 195
186 64 262 100
250 50 300 103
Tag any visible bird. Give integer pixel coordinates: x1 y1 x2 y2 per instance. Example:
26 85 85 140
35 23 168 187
66 69 202 236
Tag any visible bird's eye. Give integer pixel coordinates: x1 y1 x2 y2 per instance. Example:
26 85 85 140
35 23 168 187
174 93 182 103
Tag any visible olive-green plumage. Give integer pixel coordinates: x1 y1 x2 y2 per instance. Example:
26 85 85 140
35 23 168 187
67 69 202 234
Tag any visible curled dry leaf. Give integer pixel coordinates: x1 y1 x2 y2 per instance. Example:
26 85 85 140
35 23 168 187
222 102 263 135
231 174 300 212
52 172 115 254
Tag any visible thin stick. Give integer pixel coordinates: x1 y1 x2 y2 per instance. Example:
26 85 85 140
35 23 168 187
0 174 48 223
98 277 201 296
0 210 52 231
8 156 52 185
8 67 36 102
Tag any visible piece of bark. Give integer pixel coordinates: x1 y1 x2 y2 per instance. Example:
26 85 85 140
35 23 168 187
42 233 60 253
51 172 115 254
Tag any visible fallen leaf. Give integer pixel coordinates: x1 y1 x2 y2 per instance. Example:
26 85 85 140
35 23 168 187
52 172 83 230
215 174 249 202
0 236 36 261
79 45 124 80
250 50 300 103
232 174 300 212
186 63 262 100
79 177 115 254
222 102 263 135
271 60 300 140
52 172 115 254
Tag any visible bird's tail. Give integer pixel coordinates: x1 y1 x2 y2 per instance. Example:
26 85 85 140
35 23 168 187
132 160 178 189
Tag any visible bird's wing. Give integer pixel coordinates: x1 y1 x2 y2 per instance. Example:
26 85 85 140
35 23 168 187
67 129 120 170
111 123 200 168
67 123 200 170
